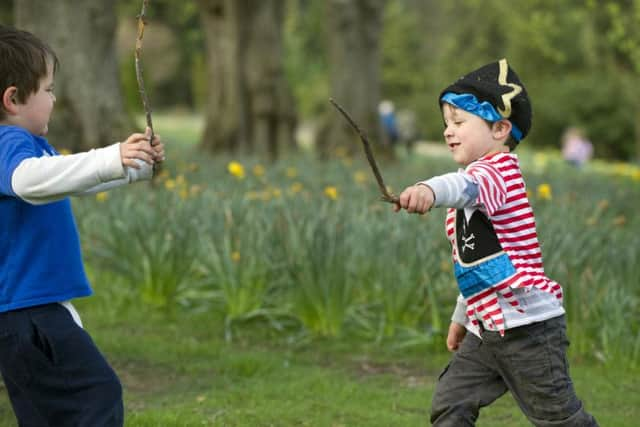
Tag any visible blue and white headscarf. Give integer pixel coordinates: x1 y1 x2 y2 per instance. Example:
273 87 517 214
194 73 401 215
441 92 523 142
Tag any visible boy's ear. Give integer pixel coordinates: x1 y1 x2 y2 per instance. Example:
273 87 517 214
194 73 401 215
492 119 512 140
1 87 19 114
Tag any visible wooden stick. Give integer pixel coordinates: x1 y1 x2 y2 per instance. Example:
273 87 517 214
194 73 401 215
329 98 399 204
135 0 155 146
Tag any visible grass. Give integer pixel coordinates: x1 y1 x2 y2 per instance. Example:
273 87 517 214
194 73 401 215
0 295 637 426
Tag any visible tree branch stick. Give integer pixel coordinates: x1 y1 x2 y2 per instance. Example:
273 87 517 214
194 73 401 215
329 98 399 204
135 0 155 145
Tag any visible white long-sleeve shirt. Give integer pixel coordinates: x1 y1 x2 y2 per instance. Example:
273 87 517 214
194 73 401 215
12 142 151 204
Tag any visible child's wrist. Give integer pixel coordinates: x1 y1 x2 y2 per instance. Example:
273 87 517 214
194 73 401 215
416 183 436 207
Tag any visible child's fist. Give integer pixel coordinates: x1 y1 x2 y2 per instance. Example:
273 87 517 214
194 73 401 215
394 184 435 214
446 322 466 352
119 127 163 169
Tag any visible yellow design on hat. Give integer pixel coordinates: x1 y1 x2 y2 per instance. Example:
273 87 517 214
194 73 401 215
497 58 522 119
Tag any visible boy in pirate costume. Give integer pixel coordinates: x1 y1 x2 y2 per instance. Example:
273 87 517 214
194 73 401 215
394 59 599 426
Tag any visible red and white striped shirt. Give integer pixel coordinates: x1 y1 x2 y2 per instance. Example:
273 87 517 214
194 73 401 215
443 153 563 335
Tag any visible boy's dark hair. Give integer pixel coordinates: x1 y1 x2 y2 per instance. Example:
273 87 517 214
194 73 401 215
440 59 532 150
0 25 59 120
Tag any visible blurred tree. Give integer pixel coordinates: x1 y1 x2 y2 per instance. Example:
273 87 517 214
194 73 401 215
597 0 640 161
196 0 239 153
283 0 329 119
116 1 204 112
377 0 638 161
0 0 13 25
197 0 296 159
319 0 386 158
15 0 131 152
380 0 449 144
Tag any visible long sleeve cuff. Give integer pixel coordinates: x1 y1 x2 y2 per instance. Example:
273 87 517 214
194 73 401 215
451 295 468 325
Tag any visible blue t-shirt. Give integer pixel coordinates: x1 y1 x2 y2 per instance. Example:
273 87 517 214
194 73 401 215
0 125 92 312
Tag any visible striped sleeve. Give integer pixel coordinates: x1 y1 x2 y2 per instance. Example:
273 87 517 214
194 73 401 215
465 161 507 215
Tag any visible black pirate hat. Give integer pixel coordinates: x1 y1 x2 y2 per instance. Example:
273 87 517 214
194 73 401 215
440 59 532 142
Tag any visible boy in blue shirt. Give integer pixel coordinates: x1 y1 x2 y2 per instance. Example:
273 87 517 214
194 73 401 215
0 25 164 426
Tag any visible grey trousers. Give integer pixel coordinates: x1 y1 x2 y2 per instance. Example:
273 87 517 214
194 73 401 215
430 315 599 426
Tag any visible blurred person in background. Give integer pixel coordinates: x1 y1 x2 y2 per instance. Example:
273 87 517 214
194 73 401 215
561 126 593 168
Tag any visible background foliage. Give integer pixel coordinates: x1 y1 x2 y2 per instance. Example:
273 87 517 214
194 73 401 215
108 0 640 160
2 0 638 158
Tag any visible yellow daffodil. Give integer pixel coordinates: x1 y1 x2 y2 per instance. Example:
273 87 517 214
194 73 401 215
533 153 549 171
245 191 260 201
335 146 348 158
157 169 170 180
164 178 176 190
245 190 270 201
231 251 241 262
440 259 452 273
228 161 245 179
253 164 265 177
289 182 303 194
95 192 108 202
190 184 203 197
613 216 626 226
324 186 338 200
353 171 367 184
537 183 552 200
285 167 298 178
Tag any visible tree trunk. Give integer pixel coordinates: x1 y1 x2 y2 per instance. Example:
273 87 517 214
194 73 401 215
321 0 385 158
197 0 295 159
15 0 131 152
197 0 243 153
242 0 296 159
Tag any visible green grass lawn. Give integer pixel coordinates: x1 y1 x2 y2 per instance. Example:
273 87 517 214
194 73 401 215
1 296 636 426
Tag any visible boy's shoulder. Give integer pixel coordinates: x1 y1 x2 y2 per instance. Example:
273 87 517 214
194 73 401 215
0 125 32 140
466 153 524 190
469 152 520 171
0 125 31 153
0 125 51 151
0 125 55 167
